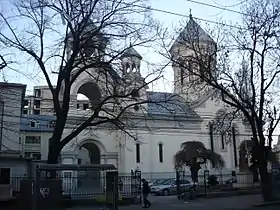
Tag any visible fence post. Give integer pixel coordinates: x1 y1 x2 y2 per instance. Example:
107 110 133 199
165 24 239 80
203 170 209 196
135 169 142 204
176 170 180 200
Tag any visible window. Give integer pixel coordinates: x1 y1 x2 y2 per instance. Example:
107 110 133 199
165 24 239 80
180 180 190 184
23 99 29 109
49 120 56 128
78 158 82 164
33 109 40 115
34 89 41 97
136 143 140 163
30 120 39 127
180 68 184 85
188 61 194 81
24 152 41 160
83 103 89 110
131 89 140 98
221 133 225 150
77 103 80 109
158 143 163 163
33 153 41 160
0 168 11 184
34 100 41 109
23 109 28 114
25 136 41 144
199 63 205 82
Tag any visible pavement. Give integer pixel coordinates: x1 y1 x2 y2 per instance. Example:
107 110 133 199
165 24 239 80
68 194 280 210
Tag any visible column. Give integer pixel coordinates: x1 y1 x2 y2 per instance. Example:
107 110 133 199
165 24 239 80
60 152 79 192
118 131 126 173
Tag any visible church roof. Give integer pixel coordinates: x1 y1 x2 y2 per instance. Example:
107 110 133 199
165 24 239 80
121 45 142 59
147 91 199 118
173 15 214 47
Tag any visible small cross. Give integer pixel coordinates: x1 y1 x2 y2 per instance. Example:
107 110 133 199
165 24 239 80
189 9 192 18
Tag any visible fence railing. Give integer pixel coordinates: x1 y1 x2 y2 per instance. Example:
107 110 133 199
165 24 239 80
8 171 261 199
9 173 142 199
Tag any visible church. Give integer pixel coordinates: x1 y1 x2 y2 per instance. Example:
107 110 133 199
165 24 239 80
20 15 252 180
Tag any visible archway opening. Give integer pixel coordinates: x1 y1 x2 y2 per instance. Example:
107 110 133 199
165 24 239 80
79 142 101 164
77 142 101 188
77 82 101 110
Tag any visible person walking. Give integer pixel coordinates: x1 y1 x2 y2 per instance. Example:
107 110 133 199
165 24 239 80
141 178 151 208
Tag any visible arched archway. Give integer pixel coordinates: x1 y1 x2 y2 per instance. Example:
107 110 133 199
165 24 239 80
79 142 101 164
76 141 102 189
77 82 101 109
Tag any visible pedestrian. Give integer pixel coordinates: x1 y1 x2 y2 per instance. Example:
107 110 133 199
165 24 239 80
141 178 151 208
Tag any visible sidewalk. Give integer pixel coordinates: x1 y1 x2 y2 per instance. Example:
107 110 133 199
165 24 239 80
69 194 280 210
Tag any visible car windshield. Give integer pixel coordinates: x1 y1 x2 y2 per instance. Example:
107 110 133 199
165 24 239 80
162 179 175 185
153 180 166 185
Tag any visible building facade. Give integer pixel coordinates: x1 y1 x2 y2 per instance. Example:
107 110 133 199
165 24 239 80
19 16 252 179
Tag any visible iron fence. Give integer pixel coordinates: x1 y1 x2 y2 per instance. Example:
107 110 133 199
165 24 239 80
10 170 262 199
175 170 261 199
10 170 142 200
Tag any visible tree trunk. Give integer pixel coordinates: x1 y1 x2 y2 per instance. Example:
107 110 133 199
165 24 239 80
259 159 273 201
190 164 201 183
250 164 259 183
47 137 61 178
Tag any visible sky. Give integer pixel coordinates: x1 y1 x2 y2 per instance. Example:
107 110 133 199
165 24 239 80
1 0 243 93
1 0 279 145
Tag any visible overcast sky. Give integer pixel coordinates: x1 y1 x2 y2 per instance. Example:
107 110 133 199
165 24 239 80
1 0 243 92
2 1 278 144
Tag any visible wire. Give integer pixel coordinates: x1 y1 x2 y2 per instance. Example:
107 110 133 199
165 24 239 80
106 0 245 30
187 0 246 15
211 0 247 8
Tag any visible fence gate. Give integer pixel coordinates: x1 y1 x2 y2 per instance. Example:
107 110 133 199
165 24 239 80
131 169 141 203
176 169 186 199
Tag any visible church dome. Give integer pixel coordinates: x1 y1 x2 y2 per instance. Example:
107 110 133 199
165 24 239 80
170 15 215 53
120 44 142 59
176 15 214 44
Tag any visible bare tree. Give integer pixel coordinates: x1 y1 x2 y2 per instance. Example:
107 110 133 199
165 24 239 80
0 55 7 70
161 0 280 201
0 0 170 167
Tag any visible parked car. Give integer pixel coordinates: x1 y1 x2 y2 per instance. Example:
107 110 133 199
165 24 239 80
149 179 170 187
225 177 237 184
150 178 194 196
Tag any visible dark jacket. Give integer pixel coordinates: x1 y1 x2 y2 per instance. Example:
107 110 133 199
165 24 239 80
142 181 150 194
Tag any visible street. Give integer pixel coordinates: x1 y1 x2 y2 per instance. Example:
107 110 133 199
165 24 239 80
68 194 280 210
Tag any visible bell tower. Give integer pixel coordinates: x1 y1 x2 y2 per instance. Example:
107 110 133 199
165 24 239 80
120 45 148 113
170 14 216 103
120 43 142 76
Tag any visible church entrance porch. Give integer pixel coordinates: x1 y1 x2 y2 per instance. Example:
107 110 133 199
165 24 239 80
60 139 119 199
76 142 102 195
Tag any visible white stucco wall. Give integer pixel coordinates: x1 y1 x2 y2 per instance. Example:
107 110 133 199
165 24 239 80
0 83 26 152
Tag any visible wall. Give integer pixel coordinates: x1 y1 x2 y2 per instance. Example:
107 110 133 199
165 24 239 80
122 117 204 175
194 97 251 171
0 83 26 151
0 158 31 192
20 131 52 160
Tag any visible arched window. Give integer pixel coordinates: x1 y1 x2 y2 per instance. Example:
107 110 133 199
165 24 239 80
136 143 140 163
158 143 163 163
131 89 140 98
180 68 184 85
221 133 225 150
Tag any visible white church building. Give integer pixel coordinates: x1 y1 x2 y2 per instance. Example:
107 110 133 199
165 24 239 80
20 16 252 179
